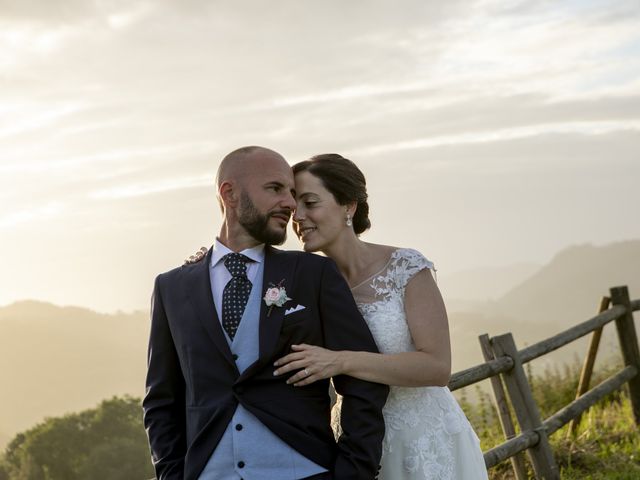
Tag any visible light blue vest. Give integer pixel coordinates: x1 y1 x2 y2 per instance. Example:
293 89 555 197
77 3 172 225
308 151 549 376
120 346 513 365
199 261 327 480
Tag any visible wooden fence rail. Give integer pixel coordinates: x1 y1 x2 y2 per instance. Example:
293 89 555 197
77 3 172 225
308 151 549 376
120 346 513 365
447 285 640 479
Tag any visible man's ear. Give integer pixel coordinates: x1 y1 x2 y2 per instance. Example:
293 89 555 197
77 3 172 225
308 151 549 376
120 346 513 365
219 180 238 208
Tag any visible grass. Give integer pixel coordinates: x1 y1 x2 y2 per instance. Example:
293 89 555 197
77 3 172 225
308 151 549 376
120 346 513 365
456 359 640 479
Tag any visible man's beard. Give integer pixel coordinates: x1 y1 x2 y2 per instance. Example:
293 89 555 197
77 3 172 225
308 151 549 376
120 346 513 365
238 191 288 245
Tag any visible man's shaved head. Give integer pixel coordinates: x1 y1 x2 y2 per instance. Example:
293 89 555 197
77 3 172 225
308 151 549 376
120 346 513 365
216 146 286 189
214 146 295 248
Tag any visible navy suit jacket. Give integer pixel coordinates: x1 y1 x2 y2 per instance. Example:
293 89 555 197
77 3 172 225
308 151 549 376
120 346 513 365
143 246 389 479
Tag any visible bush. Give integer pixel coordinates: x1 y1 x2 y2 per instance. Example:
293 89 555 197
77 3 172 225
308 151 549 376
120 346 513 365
1 396 153 480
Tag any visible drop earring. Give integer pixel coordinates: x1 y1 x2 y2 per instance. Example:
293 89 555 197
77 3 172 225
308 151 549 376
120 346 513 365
346 214 353 227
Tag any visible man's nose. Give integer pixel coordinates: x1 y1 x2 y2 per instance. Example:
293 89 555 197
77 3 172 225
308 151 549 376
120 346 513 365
282 192 296 211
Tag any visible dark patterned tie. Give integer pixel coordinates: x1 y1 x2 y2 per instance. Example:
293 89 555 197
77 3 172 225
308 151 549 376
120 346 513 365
221 253 252 340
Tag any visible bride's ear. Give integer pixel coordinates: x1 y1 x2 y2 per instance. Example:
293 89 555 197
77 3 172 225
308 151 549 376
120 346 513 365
345 202 357 218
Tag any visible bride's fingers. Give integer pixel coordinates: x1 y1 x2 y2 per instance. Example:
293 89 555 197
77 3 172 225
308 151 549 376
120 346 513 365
273 359 308 376
286 371 306 384
273 352 305 367
292 371 322 387
287 367 319 385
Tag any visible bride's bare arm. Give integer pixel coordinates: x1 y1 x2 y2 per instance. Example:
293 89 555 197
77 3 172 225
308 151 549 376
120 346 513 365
273 269 451 387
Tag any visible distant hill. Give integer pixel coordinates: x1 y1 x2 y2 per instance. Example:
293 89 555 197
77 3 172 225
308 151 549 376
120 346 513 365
448 240 640 373
0 301 149 450
494 240 640 324
439 262 540 303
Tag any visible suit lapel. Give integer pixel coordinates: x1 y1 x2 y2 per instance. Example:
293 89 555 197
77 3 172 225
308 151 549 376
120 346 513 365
185 248 236 368
239 246 297 380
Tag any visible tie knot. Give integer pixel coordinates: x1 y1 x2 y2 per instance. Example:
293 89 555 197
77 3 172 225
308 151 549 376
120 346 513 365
223 253 250 278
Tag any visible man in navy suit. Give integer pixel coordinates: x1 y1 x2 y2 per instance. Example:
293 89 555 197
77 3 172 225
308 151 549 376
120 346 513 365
143 146 388 480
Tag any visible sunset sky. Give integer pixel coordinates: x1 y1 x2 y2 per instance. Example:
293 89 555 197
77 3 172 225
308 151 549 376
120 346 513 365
1 0 639 313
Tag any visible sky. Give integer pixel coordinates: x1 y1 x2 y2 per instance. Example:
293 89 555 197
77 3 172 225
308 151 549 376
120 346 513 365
1 0 639 313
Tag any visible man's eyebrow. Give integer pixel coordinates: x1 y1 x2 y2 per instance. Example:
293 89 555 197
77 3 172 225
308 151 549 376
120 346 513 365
264 181 285 188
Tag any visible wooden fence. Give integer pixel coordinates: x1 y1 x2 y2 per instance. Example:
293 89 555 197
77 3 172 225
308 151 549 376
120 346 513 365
447 285 640 479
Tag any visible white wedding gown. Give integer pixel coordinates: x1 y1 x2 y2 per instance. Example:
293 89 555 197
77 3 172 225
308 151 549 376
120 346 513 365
332 248 488 480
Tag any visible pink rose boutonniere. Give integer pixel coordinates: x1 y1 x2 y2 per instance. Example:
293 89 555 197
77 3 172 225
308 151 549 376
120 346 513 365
263 281 291 316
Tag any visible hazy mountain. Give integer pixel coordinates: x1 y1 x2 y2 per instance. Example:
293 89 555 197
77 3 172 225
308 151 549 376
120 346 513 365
494 240 640 324
448 240 640 373
0 301 149 450
439 262 541 304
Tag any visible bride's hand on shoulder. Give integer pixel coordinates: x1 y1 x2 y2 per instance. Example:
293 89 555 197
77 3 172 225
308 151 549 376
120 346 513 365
184 246 208 265
273 344 344 387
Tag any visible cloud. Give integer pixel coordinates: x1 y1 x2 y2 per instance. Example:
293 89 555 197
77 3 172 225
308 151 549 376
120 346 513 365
0 141 219 175
0 102 90 139
0 201 65 229
0 0 145 24
352 120 640 157
88 174 212 200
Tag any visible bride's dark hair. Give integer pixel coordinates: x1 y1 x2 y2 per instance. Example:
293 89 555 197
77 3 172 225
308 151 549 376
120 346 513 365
292 154 371 235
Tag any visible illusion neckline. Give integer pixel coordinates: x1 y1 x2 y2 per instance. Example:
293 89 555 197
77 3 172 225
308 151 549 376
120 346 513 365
349 248 401 291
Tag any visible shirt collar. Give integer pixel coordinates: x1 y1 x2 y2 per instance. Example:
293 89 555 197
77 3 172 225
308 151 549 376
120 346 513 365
211 238 265 268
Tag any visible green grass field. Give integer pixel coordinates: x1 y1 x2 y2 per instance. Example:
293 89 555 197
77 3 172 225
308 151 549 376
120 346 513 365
458 360 640 479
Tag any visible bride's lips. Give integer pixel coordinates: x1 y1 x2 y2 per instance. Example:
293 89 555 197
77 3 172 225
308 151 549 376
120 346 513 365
297 225 317 240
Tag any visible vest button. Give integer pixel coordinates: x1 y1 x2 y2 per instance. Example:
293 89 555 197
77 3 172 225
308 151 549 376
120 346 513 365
235 424 243 431
232 353 239 360
237 461 245 468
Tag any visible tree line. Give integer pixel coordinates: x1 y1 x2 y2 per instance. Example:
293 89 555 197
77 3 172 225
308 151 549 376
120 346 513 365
0 396 153 480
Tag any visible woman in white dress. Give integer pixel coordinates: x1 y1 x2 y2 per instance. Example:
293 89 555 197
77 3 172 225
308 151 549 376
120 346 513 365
272 154 488 480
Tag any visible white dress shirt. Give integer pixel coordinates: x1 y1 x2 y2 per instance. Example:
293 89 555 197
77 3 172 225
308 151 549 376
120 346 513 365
209 238 265 325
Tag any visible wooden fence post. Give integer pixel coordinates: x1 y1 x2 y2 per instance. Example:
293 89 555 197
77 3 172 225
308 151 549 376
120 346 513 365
479 334 528 479
610 286 640 424
491 333 559 479
568 296 611 436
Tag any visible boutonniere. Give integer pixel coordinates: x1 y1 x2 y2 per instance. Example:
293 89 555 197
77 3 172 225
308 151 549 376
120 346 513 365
263 280 291 316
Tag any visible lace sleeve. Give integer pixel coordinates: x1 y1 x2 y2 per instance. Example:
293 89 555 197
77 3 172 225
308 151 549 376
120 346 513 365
393 248 436 292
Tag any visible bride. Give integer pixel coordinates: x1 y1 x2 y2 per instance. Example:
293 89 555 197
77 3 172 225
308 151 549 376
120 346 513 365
272 154 488 480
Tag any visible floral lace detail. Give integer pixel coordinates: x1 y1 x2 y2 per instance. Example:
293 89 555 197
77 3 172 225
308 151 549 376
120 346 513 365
367 248 435 302
357 248 435 356
331 249 487 480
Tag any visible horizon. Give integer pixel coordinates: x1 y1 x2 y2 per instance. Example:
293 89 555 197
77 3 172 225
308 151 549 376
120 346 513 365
2 0 640 312
1 236 639 314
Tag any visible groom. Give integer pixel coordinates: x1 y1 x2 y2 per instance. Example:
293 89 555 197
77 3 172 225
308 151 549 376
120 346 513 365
143 146 388 480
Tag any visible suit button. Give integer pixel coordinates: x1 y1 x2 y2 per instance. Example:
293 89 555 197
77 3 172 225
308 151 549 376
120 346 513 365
236 386 244 394
232 353 239 360
235 424 243 431
237 461 245 468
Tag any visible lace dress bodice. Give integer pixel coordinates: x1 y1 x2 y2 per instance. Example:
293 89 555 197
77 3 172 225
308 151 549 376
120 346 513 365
332 248 486 479
353 248 435 355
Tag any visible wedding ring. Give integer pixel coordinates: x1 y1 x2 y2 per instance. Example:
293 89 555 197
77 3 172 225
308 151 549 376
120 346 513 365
304 368 309 376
